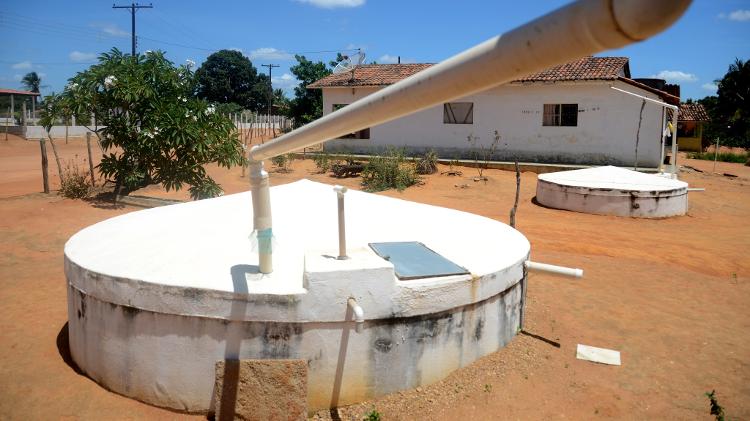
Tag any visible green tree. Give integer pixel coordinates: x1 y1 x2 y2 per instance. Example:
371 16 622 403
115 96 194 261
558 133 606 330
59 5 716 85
289 55 331 126
41 48 244 200
704 58 749 148
195 49 268 111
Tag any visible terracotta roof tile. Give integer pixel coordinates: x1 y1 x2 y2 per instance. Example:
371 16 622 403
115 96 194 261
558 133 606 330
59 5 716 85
0 88 40 96
308 64 433 88
677 102 709 121
308 56 631 88
513 56 630 82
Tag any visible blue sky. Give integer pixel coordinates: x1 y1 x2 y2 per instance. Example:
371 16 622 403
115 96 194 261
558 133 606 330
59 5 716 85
1 0 748 101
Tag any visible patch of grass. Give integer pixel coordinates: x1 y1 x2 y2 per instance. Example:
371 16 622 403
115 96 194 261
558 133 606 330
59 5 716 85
705 390 726 421
59 159 92 199
363 408 382 421
361 147 419 192
688 151 748 163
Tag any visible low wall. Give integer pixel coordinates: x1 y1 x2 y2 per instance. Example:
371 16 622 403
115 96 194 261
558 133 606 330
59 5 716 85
23 125 101 140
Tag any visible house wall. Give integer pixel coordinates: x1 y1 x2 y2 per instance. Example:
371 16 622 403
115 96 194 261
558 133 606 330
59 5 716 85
321 80 666 167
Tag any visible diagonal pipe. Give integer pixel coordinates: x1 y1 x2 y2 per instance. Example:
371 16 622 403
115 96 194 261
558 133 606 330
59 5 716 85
249 0 691 273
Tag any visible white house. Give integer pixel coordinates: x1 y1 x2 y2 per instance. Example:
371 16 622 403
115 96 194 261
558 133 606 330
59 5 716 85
308 57 680 167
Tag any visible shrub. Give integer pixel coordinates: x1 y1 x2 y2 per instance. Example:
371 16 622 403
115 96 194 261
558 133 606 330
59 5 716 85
416 149 439 175
313 153 331 173
363 408 382 421
59 160 92 199
361 148 419 192
271 153 293 172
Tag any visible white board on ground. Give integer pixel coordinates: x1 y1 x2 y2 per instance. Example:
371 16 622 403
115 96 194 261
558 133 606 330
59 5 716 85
576 344 621 366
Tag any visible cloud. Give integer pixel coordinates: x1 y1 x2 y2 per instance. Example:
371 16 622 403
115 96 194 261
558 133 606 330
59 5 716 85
702 82 718 93
69 51 96 62
377 54 399 64
271 73 299 90
650 70 698 83
91 23 129 37
229 47 244 53
11 61 33 70
295 0 365 9
721 10 750 21
249 48 293 61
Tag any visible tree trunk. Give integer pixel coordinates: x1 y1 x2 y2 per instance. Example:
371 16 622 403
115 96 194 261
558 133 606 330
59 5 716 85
46 133 64 187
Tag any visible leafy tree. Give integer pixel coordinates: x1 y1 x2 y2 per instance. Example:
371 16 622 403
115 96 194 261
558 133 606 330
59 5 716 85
289 55 331 126
195 49 268 111
703 58 749 148
40 48 244 200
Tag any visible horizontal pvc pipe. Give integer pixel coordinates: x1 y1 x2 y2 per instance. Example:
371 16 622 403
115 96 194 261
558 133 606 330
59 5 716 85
687 188 705 192
525 261 584 278
249 0 691 162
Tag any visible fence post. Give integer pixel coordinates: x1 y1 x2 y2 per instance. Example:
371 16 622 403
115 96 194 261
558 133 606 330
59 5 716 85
39 138 50 193
86 132 96 186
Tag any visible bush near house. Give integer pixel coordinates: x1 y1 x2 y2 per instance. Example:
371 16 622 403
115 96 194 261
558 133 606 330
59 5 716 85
361 148 419 192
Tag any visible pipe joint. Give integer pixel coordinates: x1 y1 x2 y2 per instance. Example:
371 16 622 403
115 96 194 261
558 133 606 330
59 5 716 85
348 298 364 333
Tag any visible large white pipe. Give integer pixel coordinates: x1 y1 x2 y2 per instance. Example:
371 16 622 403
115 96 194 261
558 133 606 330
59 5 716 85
525 261 584 278
248 0 691 273
250 0 690 162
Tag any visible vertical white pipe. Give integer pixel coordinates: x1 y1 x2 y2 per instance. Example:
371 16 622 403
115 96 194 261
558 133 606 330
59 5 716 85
334 186 348 259
249 155 272 274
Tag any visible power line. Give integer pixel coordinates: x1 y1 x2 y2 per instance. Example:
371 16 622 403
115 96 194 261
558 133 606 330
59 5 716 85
112 3 153 56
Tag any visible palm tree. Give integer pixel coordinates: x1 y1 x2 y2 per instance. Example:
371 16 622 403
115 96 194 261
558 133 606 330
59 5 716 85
21 72 41 93
21 72 42 108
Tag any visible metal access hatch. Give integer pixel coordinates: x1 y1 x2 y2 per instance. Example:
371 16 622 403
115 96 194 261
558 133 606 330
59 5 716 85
368 241 470 280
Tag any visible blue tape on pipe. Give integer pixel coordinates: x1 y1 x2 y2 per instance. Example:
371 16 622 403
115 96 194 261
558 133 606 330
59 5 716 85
257 228 273 254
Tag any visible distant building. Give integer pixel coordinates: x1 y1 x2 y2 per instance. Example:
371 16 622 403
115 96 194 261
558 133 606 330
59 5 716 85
309 57 680 167
675 102 710 152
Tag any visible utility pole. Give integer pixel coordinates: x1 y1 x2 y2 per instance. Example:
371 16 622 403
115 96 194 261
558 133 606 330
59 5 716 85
112 2 153 56
261 64 279 131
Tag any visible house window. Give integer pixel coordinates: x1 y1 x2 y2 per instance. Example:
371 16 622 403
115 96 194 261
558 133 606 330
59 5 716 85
443 102 473 124
332 104 370 139
543 104 578 126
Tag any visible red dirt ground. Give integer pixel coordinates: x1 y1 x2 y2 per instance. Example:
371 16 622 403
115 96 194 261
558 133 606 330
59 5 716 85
1 134 748 420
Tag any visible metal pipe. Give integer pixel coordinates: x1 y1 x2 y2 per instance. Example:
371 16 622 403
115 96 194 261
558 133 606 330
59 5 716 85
249 156 273 274
348 297 364 333
525 261 584 278
333 185 348 260
247 0 691 273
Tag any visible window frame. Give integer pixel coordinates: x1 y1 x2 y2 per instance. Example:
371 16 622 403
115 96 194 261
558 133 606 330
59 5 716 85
443 102 474 124
542 103 578 127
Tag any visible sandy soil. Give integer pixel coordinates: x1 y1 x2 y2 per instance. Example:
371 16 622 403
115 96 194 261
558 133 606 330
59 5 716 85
0 134 748 420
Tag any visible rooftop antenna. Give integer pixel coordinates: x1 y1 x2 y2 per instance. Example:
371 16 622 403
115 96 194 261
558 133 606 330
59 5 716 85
332 49 366 82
